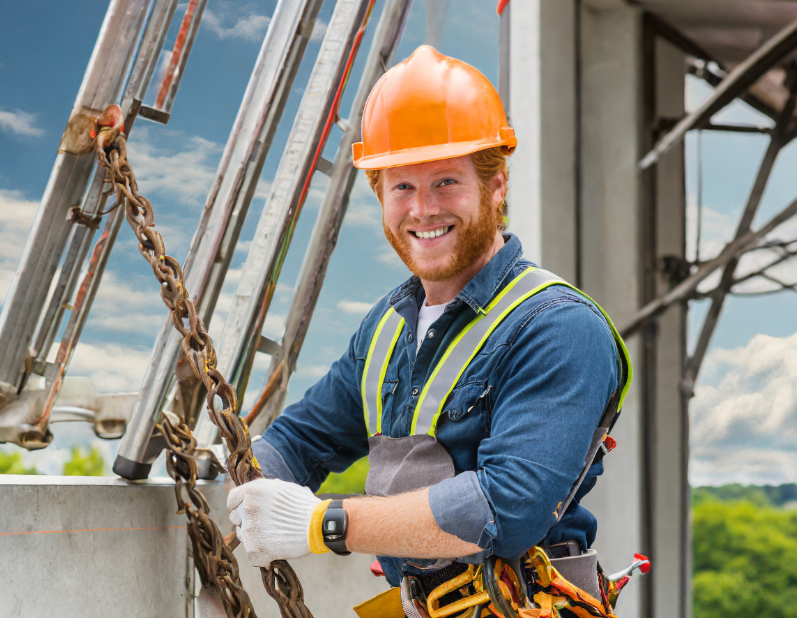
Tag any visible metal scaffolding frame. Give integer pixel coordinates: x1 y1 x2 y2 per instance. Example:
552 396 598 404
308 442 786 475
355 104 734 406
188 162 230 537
628 14 797 618
0 0 416 486
114 0 327 480
0 0 205 449
626 15 797 375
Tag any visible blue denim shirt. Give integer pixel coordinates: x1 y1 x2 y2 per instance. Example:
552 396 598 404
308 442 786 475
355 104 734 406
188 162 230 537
253 234 621 585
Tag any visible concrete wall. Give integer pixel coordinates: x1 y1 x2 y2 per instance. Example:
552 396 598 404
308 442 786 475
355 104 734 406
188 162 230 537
0 476 388 618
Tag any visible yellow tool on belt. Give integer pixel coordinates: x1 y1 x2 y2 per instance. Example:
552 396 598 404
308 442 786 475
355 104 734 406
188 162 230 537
354 547 649 618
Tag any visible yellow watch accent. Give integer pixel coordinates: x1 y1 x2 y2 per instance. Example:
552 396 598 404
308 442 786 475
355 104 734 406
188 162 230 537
308 499 332 554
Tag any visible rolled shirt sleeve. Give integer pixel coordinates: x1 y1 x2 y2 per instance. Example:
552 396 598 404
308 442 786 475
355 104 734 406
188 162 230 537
429 298 620 559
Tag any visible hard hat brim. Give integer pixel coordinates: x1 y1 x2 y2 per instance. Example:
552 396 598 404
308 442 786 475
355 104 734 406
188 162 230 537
352 131 517 171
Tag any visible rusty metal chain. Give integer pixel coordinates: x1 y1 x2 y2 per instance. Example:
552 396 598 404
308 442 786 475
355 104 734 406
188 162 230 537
93 104 314 618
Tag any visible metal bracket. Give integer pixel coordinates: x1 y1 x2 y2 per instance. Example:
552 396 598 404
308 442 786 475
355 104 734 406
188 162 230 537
139 105 171 125
67 207 102 230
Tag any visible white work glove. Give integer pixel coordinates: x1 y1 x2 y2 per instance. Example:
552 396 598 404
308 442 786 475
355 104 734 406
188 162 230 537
227 477 324 568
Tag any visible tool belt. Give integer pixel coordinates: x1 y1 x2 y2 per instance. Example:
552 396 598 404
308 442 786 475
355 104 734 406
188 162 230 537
354 543 649 618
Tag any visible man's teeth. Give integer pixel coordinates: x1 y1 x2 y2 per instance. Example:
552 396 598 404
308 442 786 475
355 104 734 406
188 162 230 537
414 226 450 239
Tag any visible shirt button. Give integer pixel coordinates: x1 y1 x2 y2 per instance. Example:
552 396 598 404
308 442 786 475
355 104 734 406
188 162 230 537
427 329 436 339
407 333 414 343
412 387 420 396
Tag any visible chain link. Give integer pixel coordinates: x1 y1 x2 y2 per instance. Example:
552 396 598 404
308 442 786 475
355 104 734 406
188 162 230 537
94 104 314 618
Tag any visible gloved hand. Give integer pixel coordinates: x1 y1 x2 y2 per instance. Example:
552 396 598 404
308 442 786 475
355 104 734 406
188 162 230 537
227 477 329 567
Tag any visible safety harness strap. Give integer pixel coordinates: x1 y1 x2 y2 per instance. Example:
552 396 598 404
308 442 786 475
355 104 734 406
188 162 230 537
361 308 405 436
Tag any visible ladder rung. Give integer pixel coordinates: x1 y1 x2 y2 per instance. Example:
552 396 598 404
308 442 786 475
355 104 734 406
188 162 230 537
257 337 282 356
316 156 334 176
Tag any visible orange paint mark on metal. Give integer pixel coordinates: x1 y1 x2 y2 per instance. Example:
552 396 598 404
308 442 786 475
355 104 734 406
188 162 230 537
155 0 198 109
497 0 510 16
0 525 182 537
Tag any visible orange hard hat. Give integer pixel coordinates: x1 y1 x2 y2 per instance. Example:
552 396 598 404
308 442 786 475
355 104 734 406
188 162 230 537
352 45 516 170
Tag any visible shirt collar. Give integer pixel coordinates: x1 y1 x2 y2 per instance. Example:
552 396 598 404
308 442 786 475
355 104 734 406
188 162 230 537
388 233 525 315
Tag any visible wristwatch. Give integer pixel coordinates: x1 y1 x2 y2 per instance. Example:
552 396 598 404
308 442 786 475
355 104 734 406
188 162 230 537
322 500 351 555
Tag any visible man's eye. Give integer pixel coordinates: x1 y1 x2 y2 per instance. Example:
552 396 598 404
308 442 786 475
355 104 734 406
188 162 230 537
438 178 457 187
396 183 413 190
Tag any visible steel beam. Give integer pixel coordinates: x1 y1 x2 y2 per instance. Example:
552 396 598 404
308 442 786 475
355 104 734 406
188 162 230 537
619 194 797 339
681 83 797 396
192 0 379 455
639 16 797 170
247 0 414 436
114 0 324 480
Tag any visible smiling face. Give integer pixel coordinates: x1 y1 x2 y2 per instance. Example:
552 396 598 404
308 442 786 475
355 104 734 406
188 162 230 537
378 154 506 283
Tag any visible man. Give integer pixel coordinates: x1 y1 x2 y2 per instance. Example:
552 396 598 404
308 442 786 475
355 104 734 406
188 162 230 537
228 45 630 605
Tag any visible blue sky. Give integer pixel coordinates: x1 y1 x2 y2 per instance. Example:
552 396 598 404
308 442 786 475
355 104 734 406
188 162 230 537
1 1 795 485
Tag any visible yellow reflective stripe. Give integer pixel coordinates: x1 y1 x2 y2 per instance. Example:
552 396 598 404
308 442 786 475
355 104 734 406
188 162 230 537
376 316 405 435
411 267 542 435
411 268 633 436
361 308 396 435
422 277 568 436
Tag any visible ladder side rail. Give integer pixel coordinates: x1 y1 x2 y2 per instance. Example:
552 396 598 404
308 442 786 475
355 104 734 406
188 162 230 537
0 0 149 400
0 0 203 449
30 0 180 369
192 0 378 452
250 0 414 435
114 0 325 480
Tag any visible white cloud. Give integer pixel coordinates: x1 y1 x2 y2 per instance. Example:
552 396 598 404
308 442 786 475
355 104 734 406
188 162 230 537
310 19 328 42
337 299 373 315
343 175 382 228
295 364 329 380
203 10 270 41
0 109 45 137
86 271 169 334
126 127 222 206
690 332 797 485
377 247 404 268
0 190 40 306
344 200 382 227
50 340 152 394
685 200 797 295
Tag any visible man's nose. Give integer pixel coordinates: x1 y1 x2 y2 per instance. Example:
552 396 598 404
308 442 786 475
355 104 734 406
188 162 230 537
408 188 441 221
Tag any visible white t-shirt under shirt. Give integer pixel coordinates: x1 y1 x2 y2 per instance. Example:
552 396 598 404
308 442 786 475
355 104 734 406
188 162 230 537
416 298 450 350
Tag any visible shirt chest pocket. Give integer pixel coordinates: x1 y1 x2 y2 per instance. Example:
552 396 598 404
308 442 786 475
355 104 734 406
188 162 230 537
379 379 399 425
441 381 492 431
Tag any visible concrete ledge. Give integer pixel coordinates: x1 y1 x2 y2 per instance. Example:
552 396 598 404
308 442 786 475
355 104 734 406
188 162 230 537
0 476 388 617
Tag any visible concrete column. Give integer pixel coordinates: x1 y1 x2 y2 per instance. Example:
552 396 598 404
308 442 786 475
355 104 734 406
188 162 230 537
505 0 577 282
500 4 690 617
577 5 645 618
650 37 689 618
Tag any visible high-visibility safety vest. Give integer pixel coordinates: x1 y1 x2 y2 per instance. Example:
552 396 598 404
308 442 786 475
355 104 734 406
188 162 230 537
361 267 632 517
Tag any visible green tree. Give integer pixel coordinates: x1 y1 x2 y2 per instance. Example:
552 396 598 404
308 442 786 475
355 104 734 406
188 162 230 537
0 451 39 474
693 498 797 618
317 457 369 495
62 446 105 476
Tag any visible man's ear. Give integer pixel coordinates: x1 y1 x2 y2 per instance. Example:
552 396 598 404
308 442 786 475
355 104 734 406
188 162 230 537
490 171 507 207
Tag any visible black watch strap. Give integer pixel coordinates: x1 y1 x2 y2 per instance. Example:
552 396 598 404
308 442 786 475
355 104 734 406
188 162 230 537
322 499 351 556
